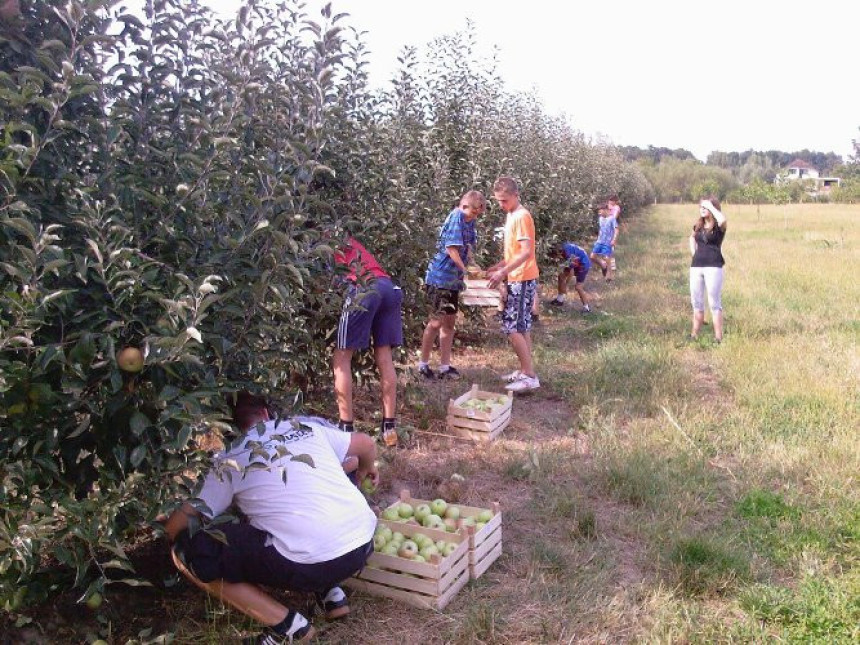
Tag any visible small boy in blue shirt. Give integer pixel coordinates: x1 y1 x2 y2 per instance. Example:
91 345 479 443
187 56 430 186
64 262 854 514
548 242 592 312
418 190 486 380
590 202 618 282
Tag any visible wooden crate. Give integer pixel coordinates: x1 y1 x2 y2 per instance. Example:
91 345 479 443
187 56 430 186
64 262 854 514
390 491 503 580
461 278 501 307
447 384 513 441
344 521 470 611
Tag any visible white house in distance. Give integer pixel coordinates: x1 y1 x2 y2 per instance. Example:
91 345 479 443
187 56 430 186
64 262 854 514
779 159 842 194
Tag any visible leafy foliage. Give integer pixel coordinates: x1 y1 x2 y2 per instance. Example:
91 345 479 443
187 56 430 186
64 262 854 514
0 0 652 605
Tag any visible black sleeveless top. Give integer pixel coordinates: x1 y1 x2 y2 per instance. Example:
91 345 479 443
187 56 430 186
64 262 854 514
691 225 725 268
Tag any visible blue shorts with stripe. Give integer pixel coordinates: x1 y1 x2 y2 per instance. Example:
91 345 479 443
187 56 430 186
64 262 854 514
337 277 403 350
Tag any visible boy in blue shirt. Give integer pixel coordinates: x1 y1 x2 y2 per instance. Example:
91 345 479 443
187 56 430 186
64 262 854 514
418 191 486 380
548 242 592 312
590 202 618 282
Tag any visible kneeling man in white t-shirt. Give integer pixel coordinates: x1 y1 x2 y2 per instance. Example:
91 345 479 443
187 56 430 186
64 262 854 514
164 392 378 644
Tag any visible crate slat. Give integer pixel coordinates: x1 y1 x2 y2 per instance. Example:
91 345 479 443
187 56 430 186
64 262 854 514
344 520 470 610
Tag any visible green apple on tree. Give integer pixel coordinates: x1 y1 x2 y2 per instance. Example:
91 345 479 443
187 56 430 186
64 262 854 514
116 347 144 373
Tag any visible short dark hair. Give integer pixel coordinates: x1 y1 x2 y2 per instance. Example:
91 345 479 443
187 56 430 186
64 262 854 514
229 391 269 430
493 176 519 195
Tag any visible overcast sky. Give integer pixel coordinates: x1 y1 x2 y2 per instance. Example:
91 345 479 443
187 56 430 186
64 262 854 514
200 0 858 162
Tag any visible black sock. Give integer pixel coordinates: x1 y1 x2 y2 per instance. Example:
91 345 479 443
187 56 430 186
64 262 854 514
382 417 396 431
338 420 355 432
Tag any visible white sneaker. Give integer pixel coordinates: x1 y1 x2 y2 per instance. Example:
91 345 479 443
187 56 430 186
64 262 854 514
505 374 540 392
501 369 521 382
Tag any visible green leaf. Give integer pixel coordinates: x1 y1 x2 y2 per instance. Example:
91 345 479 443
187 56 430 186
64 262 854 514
130 411 150 436
129 445 147 468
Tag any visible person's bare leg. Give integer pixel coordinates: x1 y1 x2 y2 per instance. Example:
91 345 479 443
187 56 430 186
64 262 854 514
509 332 535 377
691 311 705 338
712 310 723 341
333 348 354 421
438 314 457 365
420 318 442 363
574 283 589 306
373 345 397 418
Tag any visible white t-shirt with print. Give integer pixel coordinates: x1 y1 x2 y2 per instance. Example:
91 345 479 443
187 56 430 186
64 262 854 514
196 416 376 564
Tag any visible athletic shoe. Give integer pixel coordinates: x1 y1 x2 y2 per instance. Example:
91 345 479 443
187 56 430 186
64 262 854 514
437 366 461 380
501 369 521 382
315 586 350 620
548 298 564 307
247 610 315 644
417 364 435 380
505 373 540 392
582 305 591 313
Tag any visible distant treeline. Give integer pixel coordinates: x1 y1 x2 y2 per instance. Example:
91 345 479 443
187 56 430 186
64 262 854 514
618 146 843 175
618 136 860 203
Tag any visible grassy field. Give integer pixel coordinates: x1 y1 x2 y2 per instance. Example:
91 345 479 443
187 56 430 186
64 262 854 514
166 203 858 643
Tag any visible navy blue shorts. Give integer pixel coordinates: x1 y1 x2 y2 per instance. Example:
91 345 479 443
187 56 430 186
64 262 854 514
337 277 403 350
180 522 373 593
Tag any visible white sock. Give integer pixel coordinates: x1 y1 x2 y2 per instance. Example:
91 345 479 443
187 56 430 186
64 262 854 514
418 361 429 369
439 364 450 372
556 294 566 302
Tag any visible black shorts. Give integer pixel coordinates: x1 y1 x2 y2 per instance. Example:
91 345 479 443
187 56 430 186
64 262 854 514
425 285 459 316
180 522 372 593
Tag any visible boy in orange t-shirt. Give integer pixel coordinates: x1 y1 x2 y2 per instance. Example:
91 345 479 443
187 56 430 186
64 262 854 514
487 177 540 392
